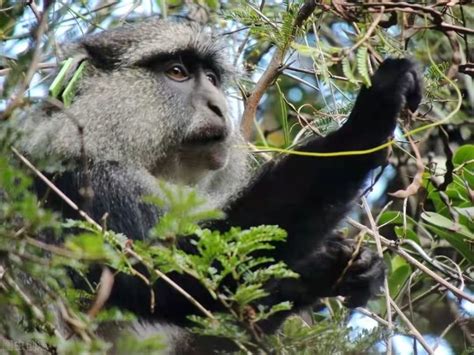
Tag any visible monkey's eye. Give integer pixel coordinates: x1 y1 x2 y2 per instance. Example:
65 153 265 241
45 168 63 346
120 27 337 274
165 64 189 81
205 71 218 86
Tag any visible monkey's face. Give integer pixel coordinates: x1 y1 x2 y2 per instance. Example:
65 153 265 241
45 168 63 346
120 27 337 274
124 50 234 184
80 53 233 183
159 54 231 172
30 20 242 186
78 20 238 184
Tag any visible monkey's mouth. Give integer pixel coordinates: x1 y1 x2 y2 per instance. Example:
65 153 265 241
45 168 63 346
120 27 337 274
179 124 230 171
182 125 228 146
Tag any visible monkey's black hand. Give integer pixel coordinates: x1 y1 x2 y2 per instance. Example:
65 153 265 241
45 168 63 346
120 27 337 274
347 58 422 140
372 58 422 112
254 237 386 333
283 236 385 308
330 241 386 308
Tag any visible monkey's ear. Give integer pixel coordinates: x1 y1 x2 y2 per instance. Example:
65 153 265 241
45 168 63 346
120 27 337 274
81 32 133 70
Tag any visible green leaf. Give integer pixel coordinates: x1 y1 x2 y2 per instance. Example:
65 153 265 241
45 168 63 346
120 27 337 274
378 210 417 227
62 61 87 107
453 145 474 188
243 261 299 284
423 224 474 264
115 333 165 354
356 46 371 87
453 144 474 167
421 212 473 239
233 284 268 305
258 301 293 321
292 43 318 56
388 262 411 298
49 58 75 98
205 0 220 10
342 57 358 84
65 233 118 261
394 226 420 244
146 182 223 241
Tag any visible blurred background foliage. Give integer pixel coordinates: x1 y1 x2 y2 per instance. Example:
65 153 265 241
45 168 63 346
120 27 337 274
0 0 473 354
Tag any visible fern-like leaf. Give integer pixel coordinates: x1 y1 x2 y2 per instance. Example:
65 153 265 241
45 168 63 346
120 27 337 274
342 57 358 85
356 46 371 87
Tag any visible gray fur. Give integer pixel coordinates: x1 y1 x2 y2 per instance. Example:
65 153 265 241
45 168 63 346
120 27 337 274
20 18 250 209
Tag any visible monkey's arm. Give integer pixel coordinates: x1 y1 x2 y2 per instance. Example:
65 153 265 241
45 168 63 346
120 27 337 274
222 59 421 250
216 59 421 306
222 59 421 253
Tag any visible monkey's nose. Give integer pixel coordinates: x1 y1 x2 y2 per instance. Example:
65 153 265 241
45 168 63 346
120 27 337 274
208 102 224 118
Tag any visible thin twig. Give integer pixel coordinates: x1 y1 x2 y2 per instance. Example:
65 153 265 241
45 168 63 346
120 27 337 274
2 5 49 120
347 8 385 55
361 197 393 355
27 1 43 22
285 65 356 82
125 247 216 320
347 217 474 303
356 307 390 327
390 297 434 354
0 62 56 76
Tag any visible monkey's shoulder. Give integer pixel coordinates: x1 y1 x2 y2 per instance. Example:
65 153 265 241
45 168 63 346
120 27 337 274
34 162 159 240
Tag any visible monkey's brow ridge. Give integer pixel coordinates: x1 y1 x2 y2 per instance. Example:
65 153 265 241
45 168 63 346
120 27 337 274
136 48 223 74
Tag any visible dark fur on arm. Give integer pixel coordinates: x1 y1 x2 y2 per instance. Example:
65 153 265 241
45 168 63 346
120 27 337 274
214 59 421 317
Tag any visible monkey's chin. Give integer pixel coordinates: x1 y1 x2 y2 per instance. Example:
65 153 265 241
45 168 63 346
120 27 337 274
206 148 229 170
180 144 229 172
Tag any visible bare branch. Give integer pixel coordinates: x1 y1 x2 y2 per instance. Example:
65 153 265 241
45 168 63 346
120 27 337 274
241 0 318 139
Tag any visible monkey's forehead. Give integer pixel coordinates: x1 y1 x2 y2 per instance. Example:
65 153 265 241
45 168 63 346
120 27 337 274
123 20 221 63
78 19 233 78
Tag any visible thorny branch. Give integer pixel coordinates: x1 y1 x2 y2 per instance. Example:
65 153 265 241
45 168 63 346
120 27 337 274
240 0 472 137
361 197 394 355
241 0 318 139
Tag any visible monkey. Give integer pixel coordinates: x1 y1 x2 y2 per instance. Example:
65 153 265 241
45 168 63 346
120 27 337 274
16 18 422 353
